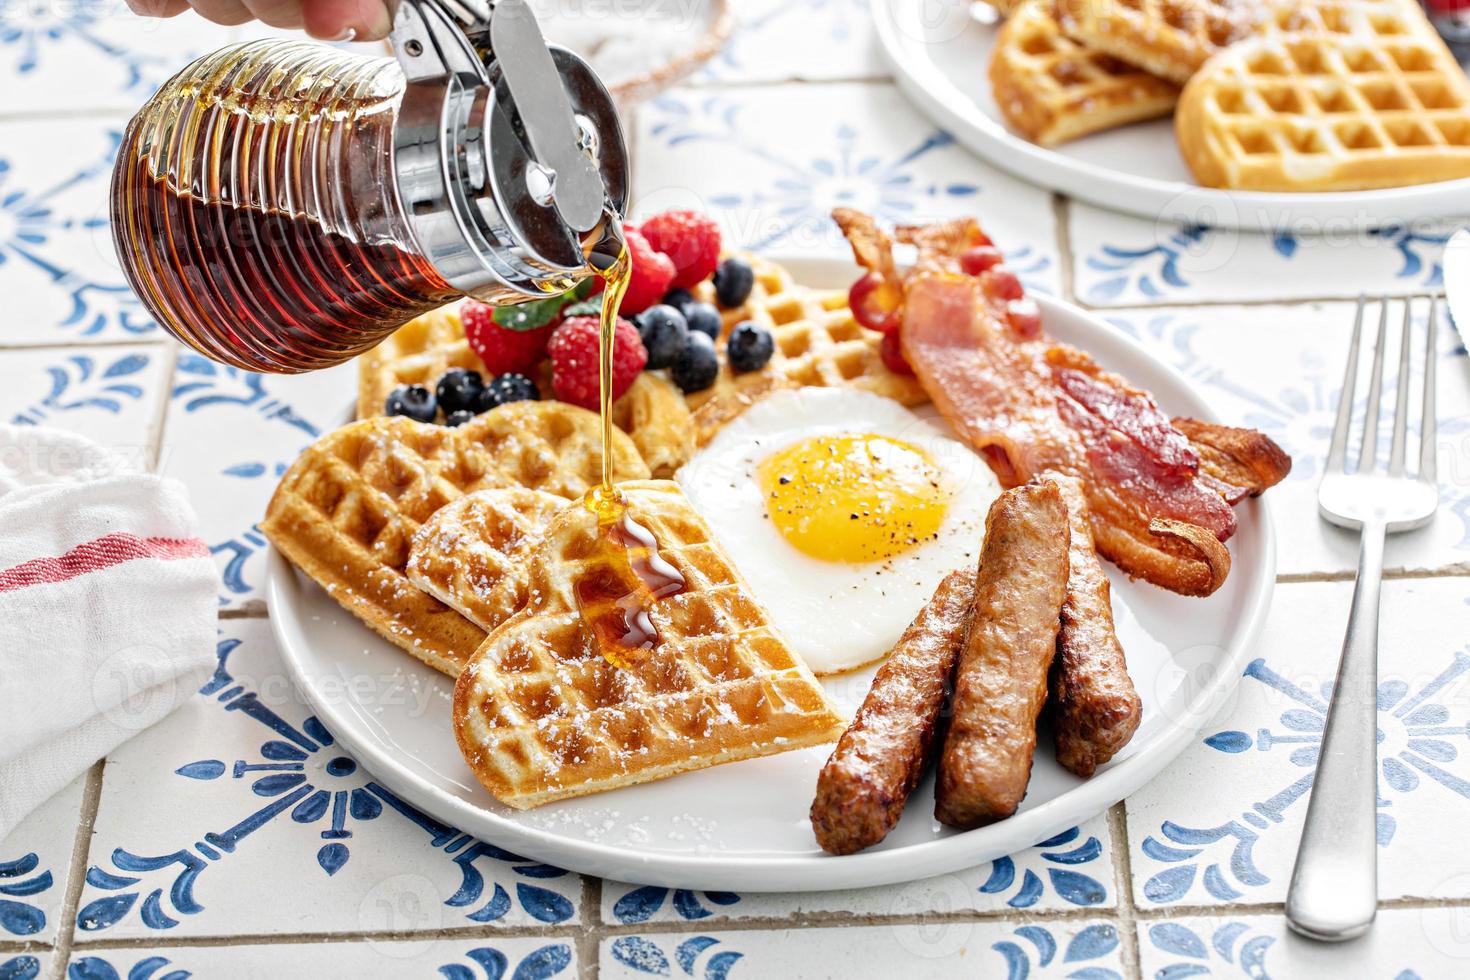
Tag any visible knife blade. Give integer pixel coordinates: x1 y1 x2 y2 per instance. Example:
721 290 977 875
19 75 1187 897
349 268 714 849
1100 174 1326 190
1443 227 1470 350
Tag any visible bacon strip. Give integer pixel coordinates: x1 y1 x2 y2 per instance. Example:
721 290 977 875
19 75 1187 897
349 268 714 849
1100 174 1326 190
833 208 1290 597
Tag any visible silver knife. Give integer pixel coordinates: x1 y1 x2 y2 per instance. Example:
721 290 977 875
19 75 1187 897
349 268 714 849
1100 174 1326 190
1444 227 1470 351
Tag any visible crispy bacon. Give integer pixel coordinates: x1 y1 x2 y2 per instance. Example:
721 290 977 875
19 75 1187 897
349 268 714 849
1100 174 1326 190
832 208 1289 597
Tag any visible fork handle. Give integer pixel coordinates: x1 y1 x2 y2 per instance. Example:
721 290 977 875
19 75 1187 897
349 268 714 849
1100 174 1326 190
1286 520 1384 942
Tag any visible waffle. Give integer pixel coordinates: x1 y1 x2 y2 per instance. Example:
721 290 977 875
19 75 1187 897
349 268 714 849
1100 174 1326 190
452 480 845 809
262 402 650 677
610 372 697 478
1058 0 1265 84
990 0 1180 146
1176 25 1470 190
356 303 483 421
684 254 927 446
406 487 567 633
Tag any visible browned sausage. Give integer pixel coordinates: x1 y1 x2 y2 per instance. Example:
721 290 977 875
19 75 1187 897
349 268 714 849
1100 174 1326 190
935 482 1069 829
810 567 978 855
1046 475 1142 778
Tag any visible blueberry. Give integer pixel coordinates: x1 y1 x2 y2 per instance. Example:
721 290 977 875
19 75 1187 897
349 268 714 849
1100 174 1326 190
384 384 437 423
662 287 697 318
634 304 690 370
713 257 755 308
684 301 722 340
481 372 541 408
435 367 484 414
726 320 774 373
444 409 476 427
672 331 720 393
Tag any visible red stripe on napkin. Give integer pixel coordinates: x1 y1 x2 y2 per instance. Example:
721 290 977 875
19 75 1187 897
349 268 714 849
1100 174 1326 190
0 532 209 594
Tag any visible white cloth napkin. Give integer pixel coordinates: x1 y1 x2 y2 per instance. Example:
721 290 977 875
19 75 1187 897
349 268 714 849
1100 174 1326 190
0 426 217 841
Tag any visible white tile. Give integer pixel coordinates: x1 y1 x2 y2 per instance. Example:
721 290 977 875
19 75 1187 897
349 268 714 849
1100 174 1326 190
698 0 886 84
632 83 1059 295
0 950 50 979
602 815 1114 925
1104 301 1470 577
602 919 1126 979
0 1 232 116
66 936 577 978
1126 578 1470 909
77 618 583 940
0 116 155 345
0 777 84 946
1137 909 1470 978
157 355 356 608
0 344 168 470
1071 203 1453 306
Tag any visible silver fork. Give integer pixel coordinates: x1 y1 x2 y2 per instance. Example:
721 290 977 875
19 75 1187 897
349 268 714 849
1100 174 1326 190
1285 296 1441 942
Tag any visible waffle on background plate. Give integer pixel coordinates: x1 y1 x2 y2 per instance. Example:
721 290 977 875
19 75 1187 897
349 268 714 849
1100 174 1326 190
985 0 1470 191
452 480 845 809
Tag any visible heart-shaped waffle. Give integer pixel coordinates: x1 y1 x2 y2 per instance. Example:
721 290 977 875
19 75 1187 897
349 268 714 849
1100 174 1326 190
262 402 650 677
453 480 845 809
407 487 567 632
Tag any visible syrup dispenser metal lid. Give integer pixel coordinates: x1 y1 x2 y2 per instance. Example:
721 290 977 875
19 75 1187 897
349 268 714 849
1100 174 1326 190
390 0 628 298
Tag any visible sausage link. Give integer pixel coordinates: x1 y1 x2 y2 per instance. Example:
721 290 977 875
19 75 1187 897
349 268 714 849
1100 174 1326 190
935 482 1070 829
810 567 978 855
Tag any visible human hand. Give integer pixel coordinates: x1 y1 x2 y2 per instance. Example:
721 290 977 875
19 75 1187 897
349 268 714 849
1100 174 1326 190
124 0 395 42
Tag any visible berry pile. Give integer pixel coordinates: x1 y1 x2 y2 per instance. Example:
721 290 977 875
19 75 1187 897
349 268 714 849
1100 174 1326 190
384 209 775 425
845 229 1041 377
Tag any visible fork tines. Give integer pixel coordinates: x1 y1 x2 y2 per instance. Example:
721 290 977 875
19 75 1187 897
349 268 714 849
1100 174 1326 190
1327 295 1439 482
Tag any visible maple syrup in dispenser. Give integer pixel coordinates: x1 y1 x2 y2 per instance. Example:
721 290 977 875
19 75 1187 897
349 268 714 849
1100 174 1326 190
110 0 628 373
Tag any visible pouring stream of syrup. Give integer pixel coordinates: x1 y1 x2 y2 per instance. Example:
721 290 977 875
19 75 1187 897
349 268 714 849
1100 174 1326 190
573 210 687 667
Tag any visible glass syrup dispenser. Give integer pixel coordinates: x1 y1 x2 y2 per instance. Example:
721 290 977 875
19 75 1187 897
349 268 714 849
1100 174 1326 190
110 0 628 373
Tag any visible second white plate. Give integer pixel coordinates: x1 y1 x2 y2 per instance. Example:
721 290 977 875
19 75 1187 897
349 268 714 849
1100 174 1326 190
268 256 1276 892
873 0 1470 230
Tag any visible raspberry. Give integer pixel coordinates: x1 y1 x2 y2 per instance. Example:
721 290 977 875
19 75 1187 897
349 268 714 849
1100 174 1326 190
639 210 721 288
462 300 554 375
618 229 676 315
547 314 648 410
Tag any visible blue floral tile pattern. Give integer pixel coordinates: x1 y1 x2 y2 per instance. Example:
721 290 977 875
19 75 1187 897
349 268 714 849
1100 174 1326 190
1136 910 1465 978
0 777 83 945
602 921 1124 978
78 619 581 938
63 938 575 978
602 815 1113 925
1071 203 1459 307
158 356 355 608
0 345 166 467
631 83 1059 294
1128 578 1470 908
0 0 229 114
0 951 50 980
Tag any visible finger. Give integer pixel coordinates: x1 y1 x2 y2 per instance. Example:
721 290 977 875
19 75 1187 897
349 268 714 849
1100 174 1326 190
241 0 305 29
124 0 191 17
302 0 392 40
188 0 255 25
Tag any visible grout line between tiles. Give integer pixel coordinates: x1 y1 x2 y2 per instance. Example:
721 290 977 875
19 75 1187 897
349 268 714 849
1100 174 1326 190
679 73 896 91
219 603 270 620
48 759 105 980
0 338 168 354
1078 292 1443 314
578 877 601 979
146 343 179 474
1051 194 1076 305
1106 801 1142 980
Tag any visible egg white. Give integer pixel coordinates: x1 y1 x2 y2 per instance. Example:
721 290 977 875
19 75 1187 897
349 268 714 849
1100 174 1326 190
675 388 1001 674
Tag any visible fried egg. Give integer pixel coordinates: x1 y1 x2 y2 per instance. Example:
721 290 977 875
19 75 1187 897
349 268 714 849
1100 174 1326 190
676 388 1001 674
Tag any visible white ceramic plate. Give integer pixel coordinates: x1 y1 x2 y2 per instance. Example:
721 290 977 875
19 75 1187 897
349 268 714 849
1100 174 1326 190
872 0 1470 231
267 255 1276 891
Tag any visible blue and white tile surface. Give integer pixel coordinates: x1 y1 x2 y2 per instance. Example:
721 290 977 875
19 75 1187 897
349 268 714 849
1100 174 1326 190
2 1 1470 975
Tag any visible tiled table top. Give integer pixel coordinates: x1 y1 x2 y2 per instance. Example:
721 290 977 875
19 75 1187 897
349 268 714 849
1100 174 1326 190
3 2 1469 977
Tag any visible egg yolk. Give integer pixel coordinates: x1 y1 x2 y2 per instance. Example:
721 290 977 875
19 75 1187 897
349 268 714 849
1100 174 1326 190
756 434 949 563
